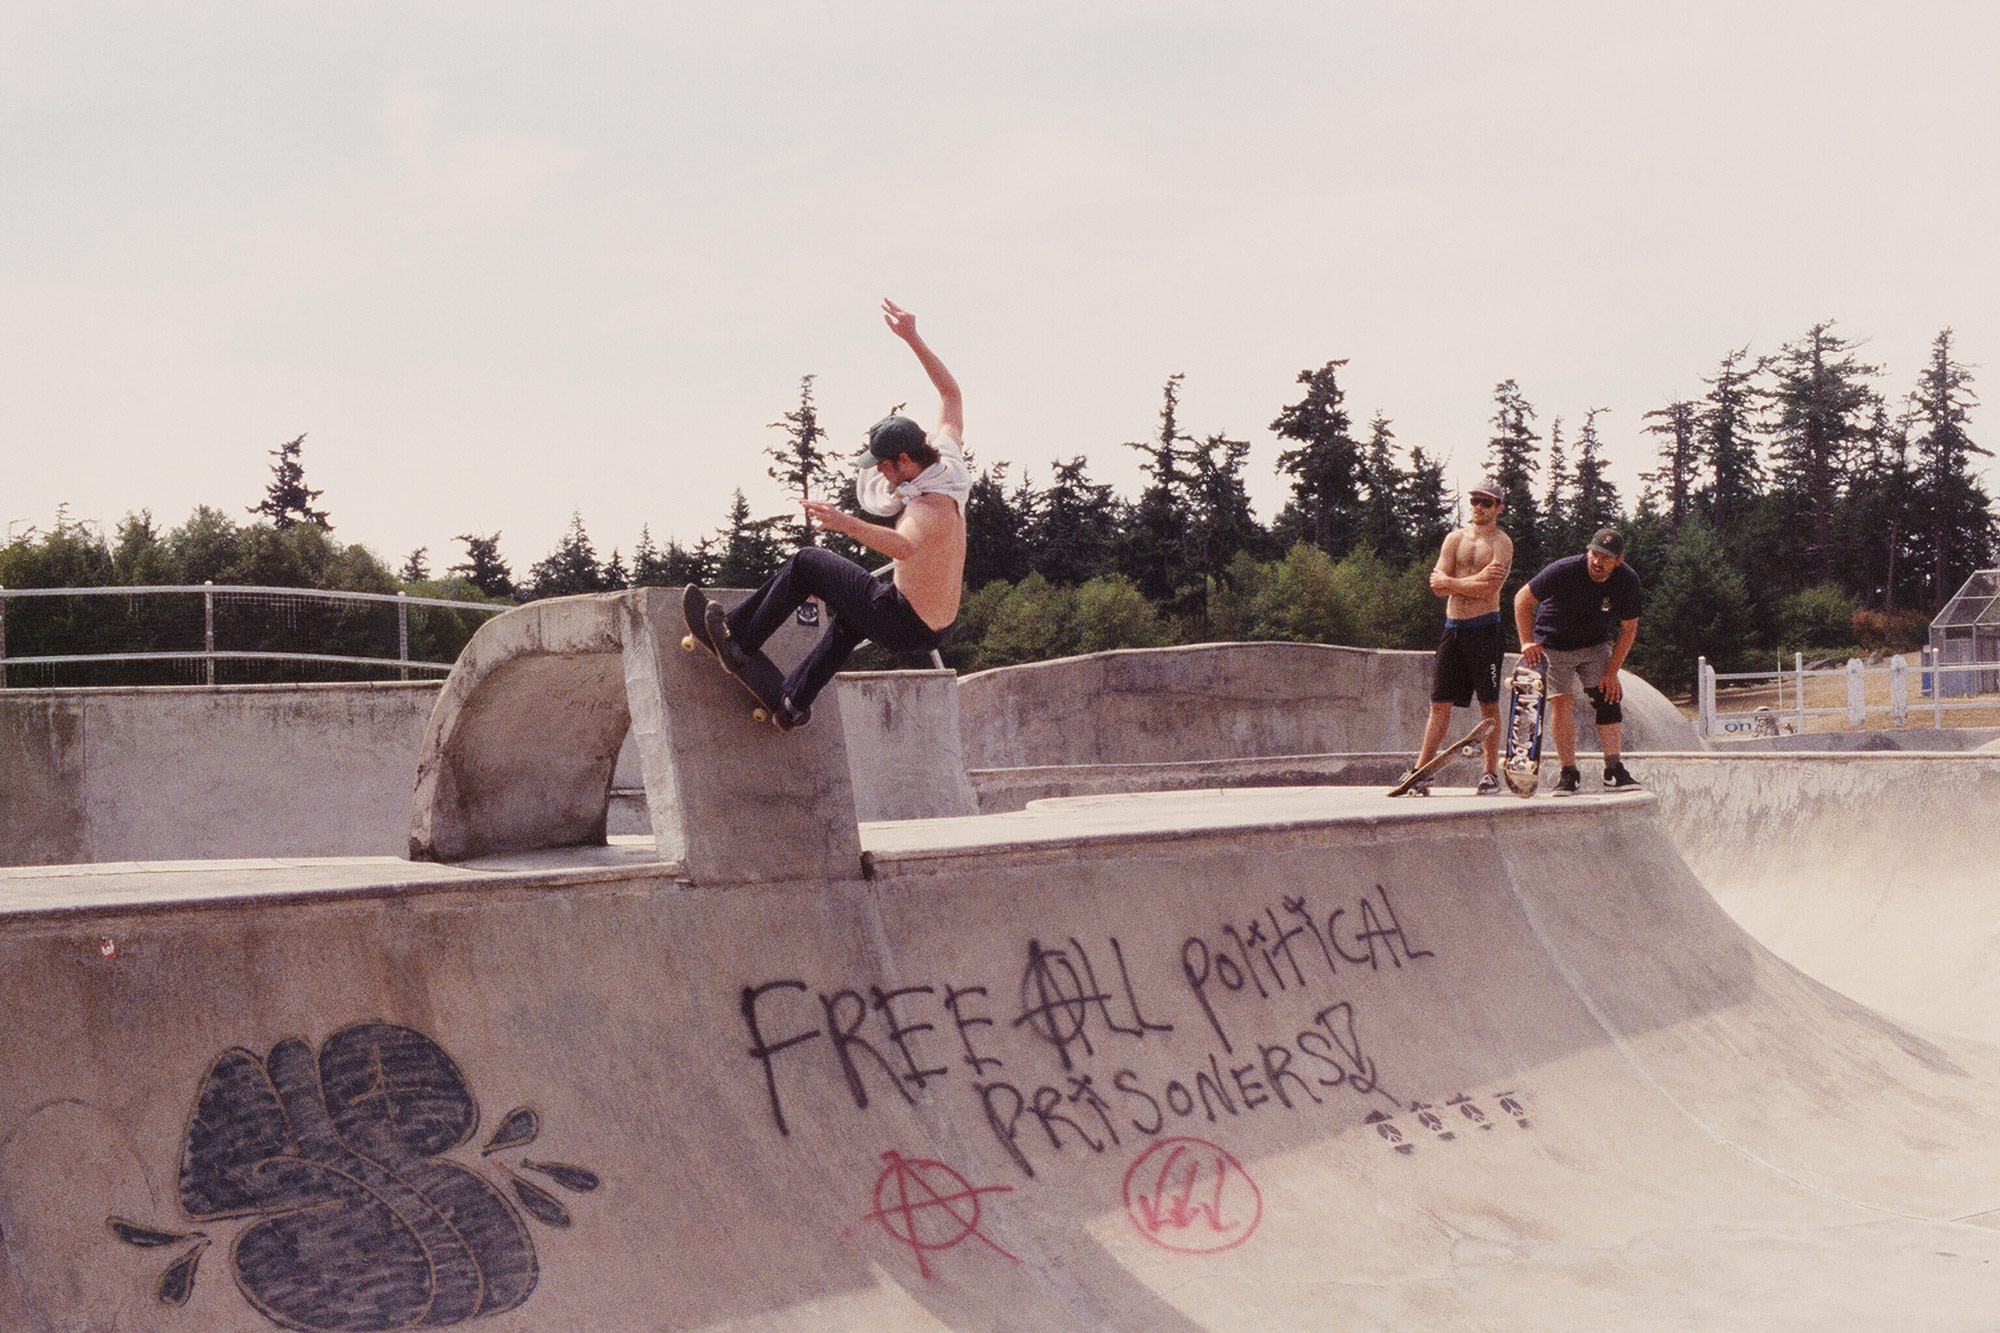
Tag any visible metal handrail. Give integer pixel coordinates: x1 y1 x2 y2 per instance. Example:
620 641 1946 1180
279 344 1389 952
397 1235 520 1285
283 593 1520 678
0 583 508 686
0 583 501 611
11 650 455 672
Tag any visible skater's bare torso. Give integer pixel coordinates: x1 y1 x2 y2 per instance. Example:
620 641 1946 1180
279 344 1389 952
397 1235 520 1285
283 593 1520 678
800 300 968 631
1432 513 1512 620
884 431 967 629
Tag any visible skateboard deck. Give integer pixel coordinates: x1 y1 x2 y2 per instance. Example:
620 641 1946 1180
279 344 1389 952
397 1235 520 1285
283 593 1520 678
1387 717 1496 797
680 584 792 729
1501 659 1548 797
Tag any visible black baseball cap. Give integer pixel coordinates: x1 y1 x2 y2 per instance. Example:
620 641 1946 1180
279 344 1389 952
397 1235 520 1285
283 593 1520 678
863 414 927 462
1588 527 1626 558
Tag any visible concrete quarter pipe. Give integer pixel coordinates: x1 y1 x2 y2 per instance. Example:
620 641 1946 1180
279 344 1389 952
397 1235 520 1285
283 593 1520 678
2 592 1998 1330
6 798 2000 1329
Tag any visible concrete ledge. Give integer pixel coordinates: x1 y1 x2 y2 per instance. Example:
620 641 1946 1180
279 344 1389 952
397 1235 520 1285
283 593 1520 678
408 590 864 884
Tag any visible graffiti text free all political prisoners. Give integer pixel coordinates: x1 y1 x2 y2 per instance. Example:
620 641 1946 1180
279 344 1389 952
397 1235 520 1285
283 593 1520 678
739 884 1434 1178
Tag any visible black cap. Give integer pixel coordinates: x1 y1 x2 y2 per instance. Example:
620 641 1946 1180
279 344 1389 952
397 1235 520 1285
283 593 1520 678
1588 528 1625 558
865 415 927 462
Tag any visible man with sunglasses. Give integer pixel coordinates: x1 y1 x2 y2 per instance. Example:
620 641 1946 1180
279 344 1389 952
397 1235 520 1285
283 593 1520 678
1402 479 1514 794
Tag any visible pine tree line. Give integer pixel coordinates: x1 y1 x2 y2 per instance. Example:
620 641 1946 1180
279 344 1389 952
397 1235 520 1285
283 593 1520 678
6 322 1993 692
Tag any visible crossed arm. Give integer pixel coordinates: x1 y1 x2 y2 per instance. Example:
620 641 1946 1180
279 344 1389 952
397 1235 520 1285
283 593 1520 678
1430 531 1512 598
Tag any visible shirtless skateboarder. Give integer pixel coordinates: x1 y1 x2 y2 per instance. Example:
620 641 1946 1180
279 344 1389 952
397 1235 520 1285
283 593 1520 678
703 299 968 729
1401 478 1514 794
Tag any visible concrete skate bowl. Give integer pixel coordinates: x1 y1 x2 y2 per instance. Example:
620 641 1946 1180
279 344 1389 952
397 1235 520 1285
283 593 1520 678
957 641 1694 772
1644 751 2000 1045
7 788 2000 1329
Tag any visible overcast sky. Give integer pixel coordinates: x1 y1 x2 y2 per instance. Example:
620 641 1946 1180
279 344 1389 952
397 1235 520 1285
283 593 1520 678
5 2 1997 576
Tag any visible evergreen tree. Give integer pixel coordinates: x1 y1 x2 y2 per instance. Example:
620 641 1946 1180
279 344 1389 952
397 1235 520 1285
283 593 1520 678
963 463 1035 588
1033 457 1124 586
766 374 838 548
1837 402 1921 610
1186 430 1262 615
1358 413 1406 561
171 506 249 585
1270 360 1361 556
111 510 173 585
399 547 430 582
1486 379 1543 570
1768 322 1878 586
602 548 630 591
1541 416 1571 555
527 512 606 598
1571 407 1622 538
1699 347 1764 530
631 526 669 586
1120 374 1198 616
451 533 516 599
1641 399 1700 528
713 489 785 587
1400 444 1453 551
1908 327 1994 606
1631 516 1753 695
677 539 717 586
251 434 331 530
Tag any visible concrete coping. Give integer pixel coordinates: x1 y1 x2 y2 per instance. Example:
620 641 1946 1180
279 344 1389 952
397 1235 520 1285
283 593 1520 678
863 784 1657 872
5 787 1657 918
0 840 681 924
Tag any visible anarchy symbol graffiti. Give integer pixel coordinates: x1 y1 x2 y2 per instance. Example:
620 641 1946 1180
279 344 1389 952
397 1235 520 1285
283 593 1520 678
855 1150 1019 1279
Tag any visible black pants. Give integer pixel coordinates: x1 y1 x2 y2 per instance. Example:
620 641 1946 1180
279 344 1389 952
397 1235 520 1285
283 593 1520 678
726 547 949 708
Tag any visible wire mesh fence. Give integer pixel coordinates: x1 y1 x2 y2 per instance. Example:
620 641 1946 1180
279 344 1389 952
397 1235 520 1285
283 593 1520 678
0 585 508 688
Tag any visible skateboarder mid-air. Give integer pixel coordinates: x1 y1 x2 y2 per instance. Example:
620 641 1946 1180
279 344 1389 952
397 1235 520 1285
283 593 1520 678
703 300 967 729
1513 528 1644 795
1401 479 1514 795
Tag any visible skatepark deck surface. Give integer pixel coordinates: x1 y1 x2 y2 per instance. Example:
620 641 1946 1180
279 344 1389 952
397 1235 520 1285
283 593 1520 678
6 786 2000 1330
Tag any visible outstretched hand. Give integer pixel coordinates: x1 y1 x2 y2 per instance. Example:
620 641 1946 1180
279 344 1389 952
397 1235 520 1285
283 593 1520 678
802 498 853 536
881 299 917 343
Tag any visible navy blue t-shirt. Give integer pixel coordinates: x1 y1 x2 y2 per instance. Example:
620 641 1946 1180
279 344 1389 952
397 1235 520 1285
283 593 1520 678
1527 553 1643 650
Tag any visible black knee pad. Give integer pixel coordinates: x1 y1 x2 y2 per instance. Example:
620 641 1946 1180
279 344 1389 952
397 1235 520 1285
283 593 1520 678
1584 686 1622 727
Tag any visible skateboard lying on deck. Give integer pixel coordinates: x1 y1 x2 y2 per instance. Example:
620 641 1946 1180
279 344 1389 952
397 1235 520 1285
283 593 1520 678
1387 717 1496 797
1501 659 1549 797
680 584 794 730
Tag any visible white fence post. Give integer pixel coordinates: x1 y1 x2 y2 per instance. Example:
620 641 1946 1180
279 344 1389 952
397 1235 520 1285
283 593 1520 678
1846 658 1865 728
203 581 216 686
397 591 410 682
1696 657 1713 738
1889 655 1908 726
1932 646 1944 728
1794 653 1807 732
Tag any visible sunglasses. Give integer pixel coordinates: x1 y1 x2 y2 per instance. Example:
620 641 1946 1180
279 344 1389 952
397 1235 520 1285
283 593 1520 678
1469 495 1498 508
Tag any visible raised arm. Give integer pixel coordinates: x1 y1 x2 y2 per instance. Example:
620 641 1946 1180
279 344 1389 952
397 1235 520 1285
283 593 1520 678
881 299 962 438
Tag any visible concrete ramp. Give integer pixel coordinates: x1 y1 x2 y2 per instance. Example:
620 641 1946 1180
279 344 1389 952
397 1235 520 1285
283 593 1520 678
957 642 1696 770
5 790 2000 1329
408 589 861 883
1645 751 2000 1044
